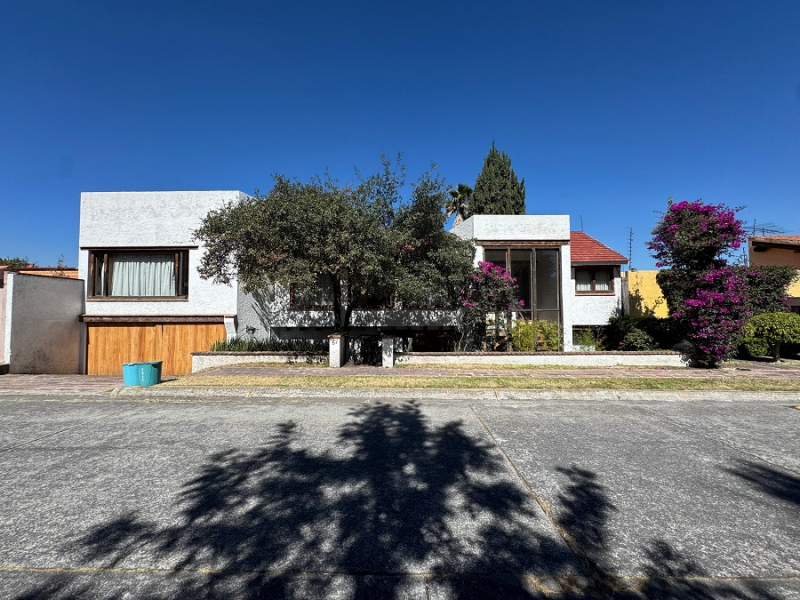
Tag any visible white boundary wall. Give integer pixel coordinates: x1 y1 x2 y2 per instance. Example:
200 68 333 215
192 352 327 372
396 352 687 367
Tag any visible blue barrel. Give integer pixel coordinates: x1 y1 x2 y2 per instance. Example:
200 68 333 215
138 361 163 386
122 363 140 386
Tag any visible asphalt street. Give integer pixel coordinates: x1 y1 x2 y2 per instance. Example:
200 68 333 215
0 394 797 599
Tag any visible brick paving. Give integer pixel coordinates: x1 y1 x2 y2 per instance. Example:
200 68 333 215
0 374 123 394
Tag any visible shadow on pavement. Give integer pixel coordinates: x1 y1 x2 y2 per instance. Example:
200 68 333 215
10 402 785 599
726 459 800 508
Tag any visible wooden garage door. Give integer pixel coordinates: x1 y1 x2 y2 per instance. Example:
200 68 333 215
87 323 226 376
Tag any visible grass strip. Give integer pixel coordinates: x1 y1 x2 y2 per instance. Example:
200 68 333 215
164 376 800 392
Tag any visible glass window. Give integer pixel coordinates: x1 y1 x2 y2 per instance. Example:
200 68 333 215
480 246 561 325
483 249 507 267
575 270 592 292
574 267 614 294
89 250 188 298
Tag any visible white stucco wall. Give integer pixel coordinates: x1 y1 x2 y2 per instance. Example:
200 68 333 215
237 284 459 339
570 273 625 327
78 191 244 316
4 274 85 373
0 285 6 364
451 215 571 242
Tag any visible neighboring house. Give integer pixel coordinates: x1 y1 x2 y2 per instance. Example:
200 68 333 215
450 216 628 349
78 191 244 376
78 192 630 375
748 235 800 314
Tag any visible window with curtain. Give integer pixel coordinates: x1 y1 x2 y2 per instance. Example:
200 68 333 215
89 250 189 298
574 267 615 294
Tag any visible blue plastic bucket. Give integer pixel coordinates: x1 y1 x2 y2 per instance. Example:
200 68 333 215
138 361 163 387
122 363 139 386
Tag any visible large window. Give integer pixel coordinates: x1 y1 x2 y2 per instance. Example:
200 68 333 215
89 249 189 299
290 274 335 309
575 267 614 294
482 247 561 322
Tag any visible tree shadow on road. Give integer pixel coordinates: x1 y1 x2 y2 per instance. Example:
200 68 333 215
8 402 788 599
725 459 800 508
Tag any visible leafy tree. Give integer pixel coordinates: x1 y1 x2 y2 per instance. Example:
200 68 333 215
446 183 471 226
0 256 32 268
742 312 800 360
194 158 474 335
469 143 526 216
738 266 798 316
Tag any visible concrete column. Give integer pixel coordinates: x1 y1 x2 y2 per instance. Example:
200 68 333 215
328 334 345 368
381 336 394 368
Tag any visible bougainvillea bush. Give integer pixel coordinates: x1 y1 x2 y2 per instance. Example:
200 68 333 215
460 261 523 350
673 268 751 367
648 200 746 272
649 200 753 367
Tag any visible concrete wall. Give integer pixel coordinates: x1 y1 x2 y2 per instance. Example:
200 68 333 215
396 351 686 367
79 191 244 317
570 283 625 326
3 274 85 373
451 215 571 242
236 285 459 340
0 285 6 365
749 245 800 269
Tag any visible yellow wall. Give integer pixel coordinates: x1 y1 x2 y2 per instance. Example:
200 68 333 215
625 268 800 319
790 277 800 298
624 270 670 318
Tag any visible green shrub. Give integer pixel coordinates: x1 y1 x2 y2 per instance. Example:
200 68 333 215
573 327 605 350
619 328 657 351
742 312 800 360
511 320 562 351
209 336 328 353
607 316 683 350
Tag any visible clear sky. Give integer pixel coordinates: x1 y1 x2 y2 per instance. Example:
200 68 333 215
2 0 799 269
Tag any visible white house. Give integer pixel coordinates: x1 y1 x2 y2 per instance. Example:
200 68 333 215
78 191 628 375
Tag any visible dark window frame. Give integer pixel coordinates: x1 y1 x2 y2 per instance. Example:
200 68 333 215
480 245 563 324
87 248 190 300
574 266 616 295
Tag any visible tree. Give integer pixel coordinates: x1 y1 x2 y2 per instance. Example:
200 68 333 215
446 183 471 226
469 143 526 216
194 158 475 335
648 200 750 367
0 256 32 268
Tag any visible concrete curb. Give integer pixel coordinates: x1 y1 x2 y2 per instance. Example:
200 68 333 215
1 385 798 403
109 386 800 403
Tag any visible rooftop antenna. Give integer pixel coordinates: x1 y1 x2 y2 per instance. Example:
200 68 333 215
628 227 634 270
580 214 584 231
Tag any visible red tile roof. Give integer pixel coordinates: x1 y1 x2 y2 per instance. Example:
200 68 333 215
570 231 628 264
749 235 800 247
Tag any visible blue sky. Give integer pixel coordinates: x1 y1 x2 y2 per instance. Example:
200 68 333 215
2 0 799 269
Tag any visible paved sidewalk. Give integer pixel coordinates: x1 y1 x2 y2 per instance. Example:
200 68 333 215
0 361 799 399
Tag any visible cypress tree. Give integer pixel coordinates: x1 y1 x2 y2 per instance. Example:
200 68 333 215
469 143 526 216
